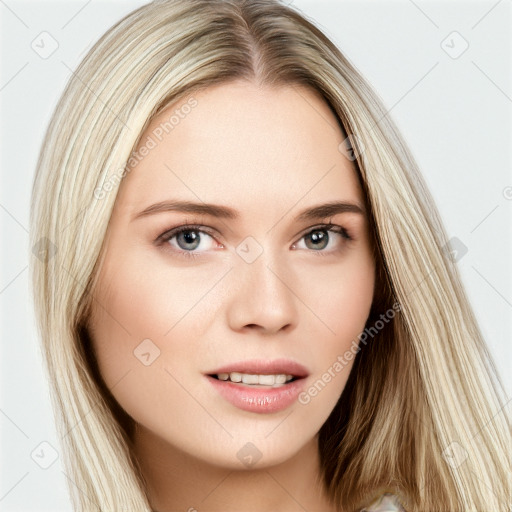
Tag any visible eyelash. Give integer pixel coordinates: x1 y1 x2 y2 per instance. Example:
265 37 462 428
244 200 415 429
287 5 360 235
156 223 353 260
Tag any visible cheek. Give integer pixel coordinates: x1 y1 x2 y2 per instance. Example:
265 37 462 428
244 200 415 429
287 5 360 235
293 255 374 415
330 266 374 337
305 250 375 340
88 251 220 423
90 260 169 370
90 249 215 359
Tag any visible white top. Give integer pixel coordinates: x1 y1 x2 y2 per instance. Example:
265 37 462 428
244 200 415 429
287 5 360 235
361 493 406 511
152 492 406 512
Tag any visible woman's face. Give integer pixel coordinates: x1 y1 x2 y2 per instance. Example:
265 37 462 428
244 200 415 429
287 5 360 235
89 80 375 469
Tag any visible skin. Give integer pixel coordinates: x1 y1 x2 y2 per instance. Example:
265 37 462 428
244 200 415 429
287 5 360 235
89 80 375 512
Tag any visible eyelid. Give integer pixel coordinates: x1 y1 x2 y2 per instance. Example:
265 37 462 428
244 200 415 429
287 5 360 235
298 222 351 239
155 223 219 245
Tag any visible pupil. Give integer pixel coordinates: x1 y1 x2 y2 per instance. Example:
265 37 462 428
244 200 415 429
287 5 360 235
307 230 328 250
178 230 200 250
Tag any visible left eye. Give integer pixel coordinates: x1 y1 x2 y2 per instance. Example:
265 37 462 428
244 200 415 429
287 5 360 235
292 225 351 252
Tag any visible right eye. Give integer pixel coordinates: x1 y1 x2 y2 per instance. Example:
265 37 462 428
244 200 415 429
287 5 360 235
156 224 222 260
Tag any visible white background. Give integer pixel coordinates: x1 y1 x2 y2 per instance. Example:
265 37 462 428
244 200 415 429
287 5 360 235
1 0 511 510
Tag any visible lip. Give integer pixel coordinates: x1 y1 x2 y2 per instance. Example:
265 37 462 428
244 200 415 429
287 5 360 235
205 359 309 414
207 358 309 378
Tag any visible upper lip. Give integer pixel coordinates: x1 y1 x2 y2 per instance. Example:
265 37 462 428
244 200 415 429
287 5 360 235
207 359 309 378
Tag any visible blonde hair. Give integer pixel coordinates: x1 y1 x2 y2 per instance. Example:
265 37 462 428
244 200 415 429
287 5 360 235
29 1 511 511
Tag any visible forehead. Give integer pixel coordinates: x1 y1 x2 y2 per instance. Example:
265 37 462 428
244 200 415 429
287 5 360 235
115 81 364 221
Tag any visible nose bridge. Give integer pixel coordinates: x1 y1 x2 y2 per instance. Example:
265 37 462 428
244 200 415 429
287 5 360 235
245 247 287 298
226 240 298 332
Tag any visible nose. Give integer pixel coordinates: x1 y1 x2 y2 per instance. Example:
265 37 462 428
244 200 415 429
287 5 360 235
225 249 298 335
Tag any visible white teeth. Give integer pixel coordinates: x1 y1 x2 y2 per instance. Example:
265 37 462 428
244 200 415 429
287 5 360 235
275 374 287 384
215 372 296 386
241 374 260 385
258 374 275 385
230 372 242 382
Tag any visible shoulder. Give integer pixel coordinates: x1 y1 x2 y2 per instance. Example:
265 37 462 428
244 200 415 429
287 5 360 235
360 493 406 512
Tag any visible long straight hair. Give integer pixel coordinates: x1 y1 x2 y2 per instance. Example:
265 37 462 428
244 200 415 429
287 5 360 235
29 1 511 511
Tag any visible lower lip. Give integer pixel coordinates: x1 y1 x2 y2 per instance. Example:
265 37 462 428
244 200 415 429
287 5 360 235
206 375 307 413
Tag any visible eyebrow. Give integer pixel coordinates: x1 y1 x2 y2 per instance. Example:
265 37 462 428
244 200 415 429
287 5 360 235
131 199 366 222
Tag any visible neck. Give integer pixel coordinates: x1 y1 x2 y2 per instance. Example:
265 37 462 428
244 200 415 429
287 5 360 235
132 425 338 512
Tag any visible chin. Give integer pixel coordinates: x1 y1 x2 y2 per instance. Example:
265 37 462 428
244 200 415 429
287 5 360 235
194 431 313 470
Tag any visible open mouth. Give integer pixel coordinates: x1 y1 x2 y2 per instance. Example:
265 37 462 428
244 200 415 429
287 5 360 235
205 362 309 413
208 372 300 388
